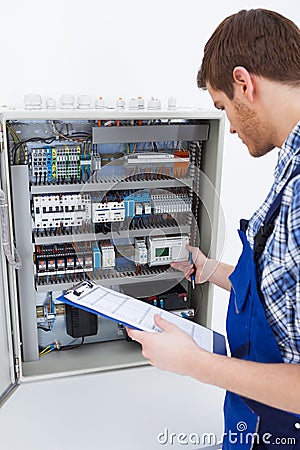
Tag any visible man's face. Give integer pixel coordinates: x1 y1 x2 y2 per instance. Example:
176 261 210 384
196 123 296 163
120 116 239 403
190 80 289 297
207 85 275 157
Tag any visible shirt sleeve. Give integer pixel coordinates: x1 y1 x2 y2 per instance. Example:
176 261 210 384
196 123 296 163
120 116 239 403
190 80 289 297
283 177 300 357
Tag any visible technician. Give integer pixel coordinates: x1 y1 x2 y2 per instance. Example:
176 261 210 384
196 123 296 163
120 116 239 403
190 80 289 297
127 9 300 449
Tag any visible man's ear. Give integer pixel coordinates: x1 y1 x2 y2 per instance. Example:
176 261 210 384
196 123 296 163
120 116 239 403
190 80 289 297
232 66 255 102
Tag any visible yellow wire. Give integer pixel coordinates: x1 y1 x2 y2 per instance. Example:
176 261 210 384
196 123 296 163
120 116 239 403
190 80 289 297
39 345 51 356
7 123 27 162
40 349 52 356
6 124 18 144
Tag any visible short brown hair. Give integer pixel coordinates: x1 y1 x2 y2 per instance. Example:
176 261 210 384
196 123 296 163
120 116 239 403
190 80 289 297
197 9 300 99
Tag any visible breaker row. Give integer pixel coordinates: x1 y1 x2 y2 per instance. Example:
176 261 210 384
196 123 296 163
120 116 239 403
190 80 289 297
29 145 190 185
34 234 189 279
32 190 192 230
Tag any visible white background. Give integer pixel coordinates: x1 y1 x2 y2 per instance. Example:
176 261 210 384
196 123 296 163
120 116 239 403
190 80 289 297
0 1 299 449
1 0 298 333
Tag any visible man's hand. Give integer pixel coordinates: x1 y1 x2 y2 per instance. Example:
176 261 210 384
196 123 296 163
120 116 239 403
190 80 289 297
126 314 208 376
128 315 300 414
171 244 234 291
170 244 209 284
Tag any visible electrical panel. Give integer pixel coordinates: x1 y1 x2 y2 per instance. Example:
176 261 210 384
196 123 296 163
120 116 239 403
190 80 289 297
0 102 224 385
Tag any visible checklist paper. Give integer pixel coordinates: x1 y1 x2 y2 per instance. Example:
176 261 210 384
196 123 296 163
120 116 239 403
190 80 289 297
58 281 226 355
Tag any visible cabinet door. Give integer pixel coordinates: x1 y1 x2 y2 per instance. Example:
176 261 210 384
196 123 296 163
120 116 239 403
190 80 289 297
0 248 18 405
0 123 18 405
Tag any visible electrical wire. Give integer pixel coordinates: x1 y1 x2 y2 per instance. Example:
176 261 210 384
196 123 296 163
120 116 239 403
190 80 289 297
51 121 91 142
193 285 203 317
39 337 85 357
6 124 27 164
59 336 85 351
9 121 91 165
37 325 52 332
11 136 57 165
0 189 22 269
39 344 54 357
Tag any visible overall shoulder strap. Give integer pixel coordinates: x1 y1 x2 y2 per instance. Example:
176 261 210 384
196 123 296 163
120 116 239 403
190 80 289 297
254 165 300 261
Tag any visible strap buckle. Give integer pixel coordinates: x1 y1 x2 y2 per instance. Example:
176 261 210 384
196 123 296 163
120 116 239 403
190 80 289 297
254 222 274 260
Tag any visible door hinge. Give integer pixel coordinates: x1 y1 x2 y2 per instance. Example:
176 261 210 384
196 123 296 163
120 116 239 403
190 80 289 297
14 355 20 381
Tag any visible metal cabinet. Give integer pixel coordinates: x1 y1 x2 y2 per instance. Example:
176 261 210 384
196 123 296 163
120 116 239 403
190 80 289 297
0 107 224 405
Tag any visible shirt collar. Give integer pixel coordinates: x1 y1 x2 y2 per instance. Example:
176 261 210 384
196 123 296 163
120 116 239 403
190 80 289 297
274 120 300 182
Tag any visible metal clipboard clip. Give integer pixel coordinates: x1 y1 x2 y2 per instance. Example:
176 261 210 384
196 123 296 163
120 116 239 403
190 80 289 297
66 280 95 297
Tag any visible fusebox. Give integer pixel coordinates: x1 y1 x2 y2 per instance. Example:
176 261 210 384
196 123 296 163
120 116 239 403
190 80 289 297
0 100 224 405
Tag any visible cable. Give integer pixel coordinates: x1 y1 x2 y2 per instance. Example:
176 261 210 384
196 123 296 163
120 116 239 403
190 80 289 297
9 123 91 165
39 337 85 357
51 121 91 142
11 136 57 165
193 285 204 317
39 345 53 357
59 336 85 351
0 189 22 269
6 124 27 164
37 325 52 332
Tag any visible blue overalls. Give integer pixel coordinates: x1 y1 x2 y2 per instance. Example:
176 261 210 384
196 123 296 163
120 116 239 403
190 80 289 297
224 166 300 449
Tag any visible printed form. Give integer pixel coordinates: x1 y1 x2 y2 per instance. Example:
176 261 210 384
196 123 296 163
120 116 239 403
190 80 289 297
63 282 214 352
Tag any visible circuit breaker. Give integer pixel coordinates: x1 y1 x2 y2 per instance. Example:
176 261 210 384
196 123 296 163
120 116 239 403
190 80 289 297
0 102 224 397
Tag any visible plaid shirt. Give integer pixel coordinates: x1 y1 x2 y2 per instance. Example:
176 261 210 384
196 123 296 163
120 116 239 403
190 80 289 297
247 121 300 364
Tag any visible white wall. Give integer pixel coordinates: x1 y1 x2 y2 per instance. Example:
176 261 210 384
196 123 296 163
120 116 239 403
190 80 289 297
0 0 299 335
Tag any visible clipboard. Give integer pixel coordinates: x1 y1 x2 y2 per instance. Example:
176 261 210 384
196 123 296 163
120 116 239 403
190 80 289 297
57 280 227 355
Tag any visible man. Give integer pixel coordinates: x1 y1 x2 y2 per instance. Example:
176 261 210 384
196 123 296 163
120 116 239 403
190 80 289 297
127 9 300 449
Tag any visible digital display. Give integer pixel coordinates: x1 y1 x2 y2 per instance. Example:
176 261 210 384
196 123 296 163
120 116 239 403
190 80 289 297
155 247 169 258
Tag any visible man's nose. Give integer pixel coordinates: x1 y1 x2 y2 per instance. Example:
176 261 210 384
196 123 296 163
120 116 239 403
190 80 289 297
230 124 237 134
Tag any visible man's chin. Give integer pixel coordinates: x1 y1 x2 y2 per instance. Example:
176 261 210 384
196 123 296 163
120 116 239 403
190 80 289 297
248 148 261 158
247 145 273 158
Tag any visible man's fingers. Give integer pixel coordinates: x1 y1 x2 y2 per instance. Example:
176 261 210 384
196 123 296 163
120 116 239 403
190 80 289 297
171 261 194 281
186 244 194 253
186 244 200 262
170 261 185 270
170 261 190 272
154 314 177 332
127 315 178 344
126 327 145 343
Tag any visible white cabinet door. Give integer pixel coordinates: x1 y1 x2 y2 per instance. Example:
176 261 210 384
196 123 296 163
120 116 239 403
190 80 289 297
0 249 18 405
0 131 18 404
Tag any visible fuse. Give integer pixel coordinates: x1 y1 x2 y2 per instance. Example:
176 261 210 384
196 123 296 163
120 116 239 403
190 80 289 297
92 243 101 269
56 257 65 273
135 203 142 215
37 259 47 275
66 256 75 272
101 245 115 269
84 255 93 272
47 258 56 272
144 203 151 215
